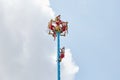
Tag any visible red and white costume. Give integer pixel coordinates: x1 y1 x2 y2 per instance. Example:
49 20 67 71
59 47 65 62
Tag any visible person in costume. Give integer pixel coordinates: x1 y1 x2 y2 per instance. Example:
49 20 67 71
60 22 68 36
55 15 62 26
59 47 65 62
48 19 55 34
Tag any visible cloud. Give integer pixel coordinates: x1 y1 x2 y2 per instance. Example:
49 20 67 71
0 0 79 80
61 49 79 80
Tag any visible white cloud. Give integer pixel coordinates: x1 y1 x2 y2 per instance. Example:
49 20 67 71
61 49 79 80
0 0 79 80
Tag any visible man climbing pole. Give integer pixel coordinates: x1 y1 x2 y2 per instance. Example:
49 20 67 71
59 47 65 62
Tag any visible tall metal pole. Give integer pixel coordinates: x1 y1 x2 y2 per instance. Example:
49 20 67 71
57 32 60 80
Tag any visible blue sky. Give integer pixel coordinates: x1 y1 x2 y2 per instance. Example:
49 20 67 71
50 0 120 80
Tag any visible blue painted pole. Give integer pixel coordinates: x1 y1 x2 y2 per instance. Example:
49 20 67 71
57 32 60 80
